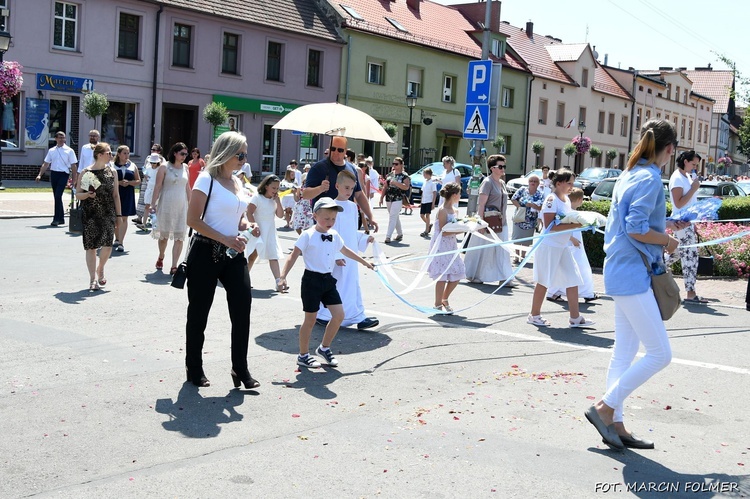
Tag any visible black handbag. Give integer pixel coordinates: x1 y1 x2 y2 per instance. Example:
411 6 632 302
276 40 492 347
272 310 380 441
69 191 83 233
171 178 213 289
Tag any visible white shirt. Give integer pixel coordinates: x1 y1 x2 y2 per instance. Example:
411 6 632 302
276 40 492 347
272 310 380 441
421 178 437 203
541 193 573 247
442 169 458 186
77 143 96 173
44 144 78 173
669 170 696 219
193 172 249 237
294 226 345 274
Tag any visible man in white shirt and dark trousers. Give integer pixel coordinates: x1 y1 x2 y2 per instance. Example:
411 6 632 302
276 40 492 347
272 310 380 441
76 129 100 178
35 131 78 227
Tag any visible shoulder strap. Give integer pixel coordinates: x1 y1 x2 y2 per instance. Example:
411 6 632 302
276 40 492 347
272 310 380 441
188 177 213 237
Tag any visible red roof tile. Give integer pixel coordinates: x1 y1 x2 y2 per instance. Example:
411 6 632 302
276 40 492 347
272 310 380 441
334 0 483 57
594 65 632 100
545 43 587 63
684 70 734 113
145 0 341 42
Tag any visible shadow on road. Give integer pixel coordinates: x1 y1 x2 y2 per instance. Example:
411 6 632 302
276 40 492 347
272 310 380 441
154 383 255 438
54 288 105 304
255 326 392 356
588 447 749 498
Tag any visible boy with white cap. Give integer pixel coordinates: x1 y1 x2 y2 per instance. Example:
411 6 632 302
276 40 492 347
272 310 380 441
278 197 375 368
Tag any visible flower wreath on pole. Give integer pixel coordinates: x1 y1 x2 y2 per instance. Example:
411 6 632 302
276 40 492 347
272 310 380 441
0 61 23 104
572 135 591 155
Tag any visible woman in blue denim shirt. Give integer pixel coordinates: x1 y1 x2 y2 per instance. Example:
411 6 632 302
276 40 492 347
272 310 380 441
585 119 688 450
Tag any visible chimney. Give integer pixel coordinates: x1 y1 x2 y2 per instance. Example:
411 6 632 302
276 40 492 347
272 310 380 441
526 21 533 38
406 0 420 12
604 53 608 66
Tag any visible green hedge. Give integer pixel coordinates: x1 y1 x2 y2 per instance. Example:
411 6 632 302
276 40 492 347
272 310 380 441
579 197 750 269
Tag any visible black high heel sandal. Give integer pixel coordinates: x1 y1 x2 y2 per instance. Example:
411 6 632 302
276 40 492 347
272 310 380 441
185 367 210 387
231 369 260 389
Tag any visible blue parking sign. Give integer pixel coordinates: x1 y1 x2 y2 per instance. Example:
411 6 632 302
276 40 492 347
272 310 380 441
465 60 492 105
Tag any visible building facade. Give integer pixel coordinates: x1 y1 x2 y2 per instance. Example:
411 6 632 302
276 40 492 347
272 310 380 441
318 0 531 175
1 0 343 179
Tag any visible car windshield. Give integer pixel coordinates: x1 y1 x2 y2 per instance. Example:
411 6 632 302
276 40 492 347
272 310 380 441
526 169 543 178
578 168 608 180
696 186 717 197
420 164 447 176
737 182 750 194
594 180 615 197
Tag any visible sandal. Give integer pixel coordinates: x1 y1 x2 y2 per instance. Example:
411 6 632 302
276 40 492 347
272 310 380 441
685 295 709 304
584 293 601 303
394 234 403 241
384 238 391 244
89 280 100 292
169 266 178 276
441 300 453 314
527 314 550 327
546 293 564 302
97 273 107 287
156 256 164 270
275 278 289 293
569 316 596 328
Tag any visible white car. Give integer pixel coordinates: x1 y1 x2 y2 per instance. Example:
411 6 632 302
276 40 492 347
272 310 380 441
506 168 544 196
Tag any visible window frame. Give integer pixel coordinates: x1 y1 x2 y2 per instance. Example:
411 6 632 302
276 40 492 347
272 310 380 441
172 22 193 69
581 68 589 88
501 87 514 108
556 102 565 127
221 31 240 76
367 59 384 85
306 48 323 88
538 98 548 125
117 11 141 61
442 74 455 103
406 66 423 98
53 1 78 51
266 40 284 82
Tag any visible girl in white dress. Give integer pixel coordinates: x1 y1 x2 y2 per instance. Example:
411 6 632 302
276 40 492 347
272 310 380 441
527 169 595 328
280 168 299 228
247 175 285 291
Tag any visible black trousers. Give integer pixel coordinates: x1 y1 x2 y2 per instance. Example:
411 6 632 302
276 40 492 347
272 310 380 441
185 239 252 372
50 171 69 223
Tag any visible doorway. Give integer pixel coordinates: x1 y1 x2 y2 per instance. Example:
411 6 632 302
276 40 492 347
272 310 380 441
261 123 279 174
162 104 197 152
48 97 70 149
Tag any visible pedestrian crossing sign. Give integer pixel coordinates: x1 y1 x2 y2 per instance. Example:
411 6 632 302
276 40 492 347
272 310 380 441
463 104 489 140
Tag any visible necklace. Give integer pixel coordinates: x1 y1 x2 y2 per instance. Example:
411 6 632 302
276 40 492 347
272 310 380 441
167 163 183 183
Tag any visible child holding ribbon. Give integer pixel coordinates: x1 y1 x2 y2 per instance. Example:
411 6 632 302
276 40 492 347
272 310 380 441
427 183 465 313
527 169 596 328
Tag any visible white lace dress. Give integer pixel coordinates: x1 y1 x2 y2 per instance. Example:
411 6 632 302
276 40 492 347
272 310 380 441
152 163 189 241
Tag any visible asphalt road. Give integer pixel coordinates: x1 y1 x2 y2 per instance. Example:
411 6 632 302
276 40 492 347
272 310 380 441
1 206 749 498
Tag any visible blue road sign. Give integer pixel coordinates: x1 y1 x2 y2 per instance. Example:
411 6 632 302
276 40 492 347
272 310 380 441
463 104 490 140
465 60 492 105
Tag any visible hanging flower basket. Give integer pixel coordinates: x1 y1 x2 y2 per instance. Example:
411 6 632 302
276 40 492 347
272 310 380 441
0 61 23 104
572 135 591 155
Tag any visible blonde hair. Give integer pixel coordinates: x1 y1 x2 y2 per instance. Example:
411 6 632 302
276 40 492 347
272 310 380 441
627 119 677 170
569 187 584 202
205 131 247 178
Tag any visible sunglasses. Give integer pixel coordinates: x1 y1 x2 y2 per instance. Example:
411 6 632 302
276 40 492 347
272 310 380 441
491 164 506 169
331 147 346 153
235 152 248 161
177 151 188 156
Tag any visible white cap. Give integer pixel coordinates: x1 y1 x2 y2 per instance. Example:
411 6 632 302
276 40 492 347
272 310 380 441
313 197 343 213
148 153 161 163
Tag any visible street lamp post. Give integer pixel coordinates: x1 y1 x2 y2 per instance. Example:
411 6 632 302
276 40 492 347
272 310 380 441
405 92 417 171
577 121 586 173
0 28 12 190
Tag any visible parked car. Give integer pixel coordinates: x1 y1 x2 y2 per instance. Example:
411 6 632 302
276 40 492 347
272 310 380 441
574 167 622 197
409 162 475 203
506 168 544 196
591 177 670 202
734 181 750 196
695 181 747 199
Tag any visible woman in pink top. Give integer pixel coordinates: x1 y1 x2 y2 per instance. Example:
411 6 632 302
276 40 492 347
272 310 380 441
187 148 205 188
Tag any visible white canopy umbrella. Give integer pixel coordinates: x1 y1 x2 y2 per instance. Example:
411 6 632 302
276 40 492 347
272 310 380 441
273 102 394 143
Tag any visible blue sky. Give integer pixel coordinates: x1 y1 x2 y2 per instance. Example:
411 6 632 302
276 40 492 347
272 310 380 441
432 0 748 83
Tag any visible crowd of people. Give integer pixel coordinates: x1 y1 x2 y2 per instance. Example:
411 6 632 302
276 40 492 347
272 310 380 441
34 121 749 453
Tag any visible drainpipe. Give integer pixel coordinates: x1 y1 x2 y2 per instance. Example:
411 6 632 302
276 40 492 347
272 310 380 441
522 73 534 174
150 4 163 146
344 34 351 105
627 71 637 159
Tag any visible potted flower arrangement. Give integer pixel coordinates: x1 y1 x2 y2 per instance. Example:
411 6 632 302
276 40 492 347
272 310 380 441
0 61 23 104
717 156 732 173
82 91 110 121
572 135 592 155
589 146 602 166
531 140 545 166
563 143 576 166
381 122 398 139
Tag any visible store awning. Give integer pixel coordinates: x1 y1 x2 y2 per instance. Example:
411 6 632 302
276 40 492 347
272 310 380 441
437 128 463 137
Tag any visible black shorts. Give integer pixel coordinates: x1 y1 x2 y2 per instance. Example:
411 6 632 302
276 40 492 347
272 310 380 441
420 202 434 215
300 270 341 313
